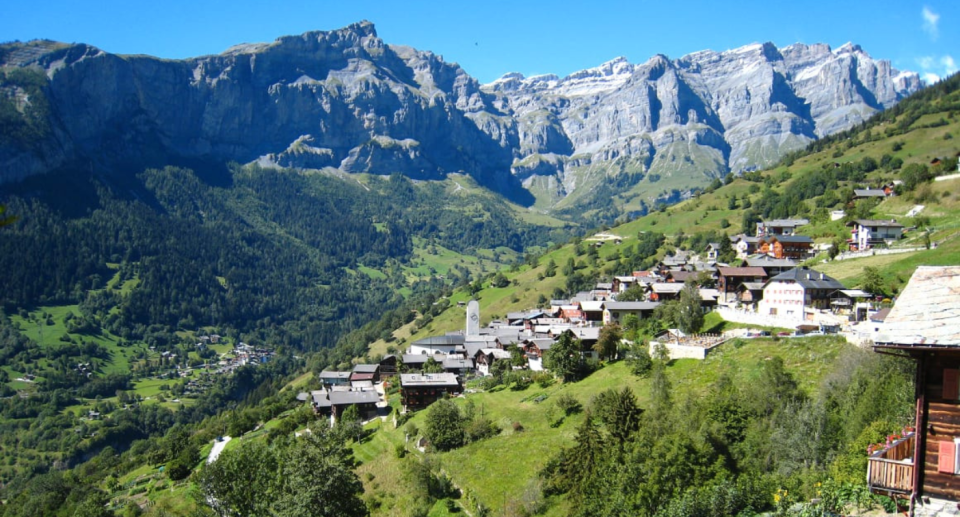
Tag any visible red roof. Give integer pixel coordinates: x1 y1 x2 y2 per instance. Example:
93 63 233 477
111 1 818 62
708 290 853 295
350 373 375 381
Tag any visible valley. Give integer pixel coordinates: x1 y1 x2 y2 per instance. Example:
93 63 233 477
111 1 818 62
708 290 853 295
0 18 958 517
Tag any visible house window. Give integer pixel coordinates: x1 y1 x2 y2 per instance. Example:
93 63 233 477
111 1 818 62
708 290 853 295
939 441 957 474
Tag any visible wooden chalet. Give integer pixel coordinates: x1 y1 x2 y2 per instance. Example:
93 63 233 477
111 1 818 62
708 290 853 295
379 354 398 377
522 338 555 371
475 348 512 376
717 267 768 303
351 364 381 384
872 266 960 514
319 370 352 388
756 234 814 260
400 373 462 412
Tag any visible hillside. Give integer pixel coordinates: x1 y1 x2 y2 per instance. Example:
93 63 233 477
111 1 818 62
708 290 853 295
375 72 960 348
0 164 574 491
71 335 911 517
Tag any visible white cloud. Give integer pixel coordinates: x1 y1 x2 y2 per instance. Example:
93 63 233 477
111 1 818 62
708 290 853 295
916 54 956 84
941 55 958 75
923 6 940 39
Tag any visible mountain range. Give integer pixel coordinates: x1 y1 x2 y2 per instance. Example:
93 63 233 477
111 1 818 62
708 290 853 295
0 21 920 214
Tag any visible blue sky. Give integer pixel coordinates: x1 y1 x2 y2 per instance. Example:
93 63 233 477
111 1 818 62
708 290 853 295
2 1 956 84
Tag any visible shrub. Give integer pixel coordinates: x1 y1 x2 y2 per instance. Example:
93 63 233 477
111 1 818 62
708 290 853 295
465 417 500 443
533 372 555 388
554 393 582 416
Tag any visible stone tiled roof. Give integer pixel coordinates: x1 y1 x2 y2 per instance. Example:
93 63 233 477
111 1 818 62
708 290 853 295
876 266 960 346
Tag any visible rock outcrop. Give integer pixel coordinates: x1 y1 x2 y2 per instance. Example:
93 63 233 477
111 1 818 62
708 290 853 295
0 22 921 210
487 42 921 201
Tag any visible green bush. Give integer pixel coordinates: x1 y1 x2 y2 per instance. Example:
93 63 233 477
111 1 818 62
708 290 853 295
465 417 500 443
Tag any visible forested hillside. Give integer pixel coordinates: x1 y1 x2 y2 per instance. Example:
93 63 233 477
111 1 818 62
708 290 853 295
0 162 572 499
0 68 958 516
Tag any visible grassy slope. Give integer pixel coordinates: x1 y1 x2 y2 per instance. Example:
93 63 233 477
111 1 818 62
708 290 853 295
356 336 847 516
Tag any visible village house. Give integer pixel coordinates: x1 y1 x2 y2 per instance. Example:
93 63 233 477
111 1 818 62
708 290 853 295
757 267 845 322
578 300 605 322
475 348 513 376
756 234 814 260
400 353 447 372
408 335 465 355
705 242 722 261
601 301 661 325
828 289 874 321
744 256 798 277
400 373 462 412
732 235 759 260
854 188 890 200
649 282 684 301
847 219 905 250
505 310 548 326
870 266 960 515
756 218 809 237
306 388 380 421
351 364 381 384
523 338 555 371
717 267 768 304
442 356 474 376
664 270 699 283
319 370 352 388
736 282 766 308
564 328 601 360
379 354 398 377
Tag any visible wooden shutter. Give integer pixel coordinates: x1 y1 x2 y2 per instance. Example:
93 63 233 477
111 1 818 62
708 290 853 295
944 368 960 400
939 441 957 474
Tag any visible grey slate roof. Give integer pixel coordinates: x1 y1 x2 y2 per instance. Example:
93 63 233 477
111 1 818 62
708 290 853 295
875 266 960 346
329 390 379 406
412 335 466 347
442 357 474 370
763 218 809 227
854 189 887 197
767 267 844 290
525 338 555 351
651 283 684 294
850 219 904 228
602 301 662 311
353 364 380 373
400 373 461 387
401 353 446 365
319 371 351 380
745 257 798 268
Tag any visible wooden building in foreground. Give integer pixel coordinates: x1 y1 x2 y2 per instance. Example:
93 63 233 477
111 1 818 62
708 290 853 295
872 266 960 515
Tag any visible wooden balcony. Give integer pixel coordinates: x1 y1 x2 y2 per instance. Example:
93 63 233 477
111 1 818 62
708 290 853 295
867 432 915 494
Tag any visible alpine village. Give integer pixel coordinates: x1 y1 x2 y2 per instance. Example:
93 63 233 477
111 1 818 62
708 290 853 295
4 19 960 517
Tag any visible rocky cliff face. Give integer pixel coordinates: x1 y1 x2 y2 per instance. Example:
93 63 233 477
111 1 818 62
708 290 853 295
0 22 921 210
486 41 921 204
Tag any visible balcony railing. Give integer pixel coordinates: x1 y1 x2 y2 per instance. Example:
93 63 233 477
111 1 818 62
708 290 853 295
867 432 915 494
